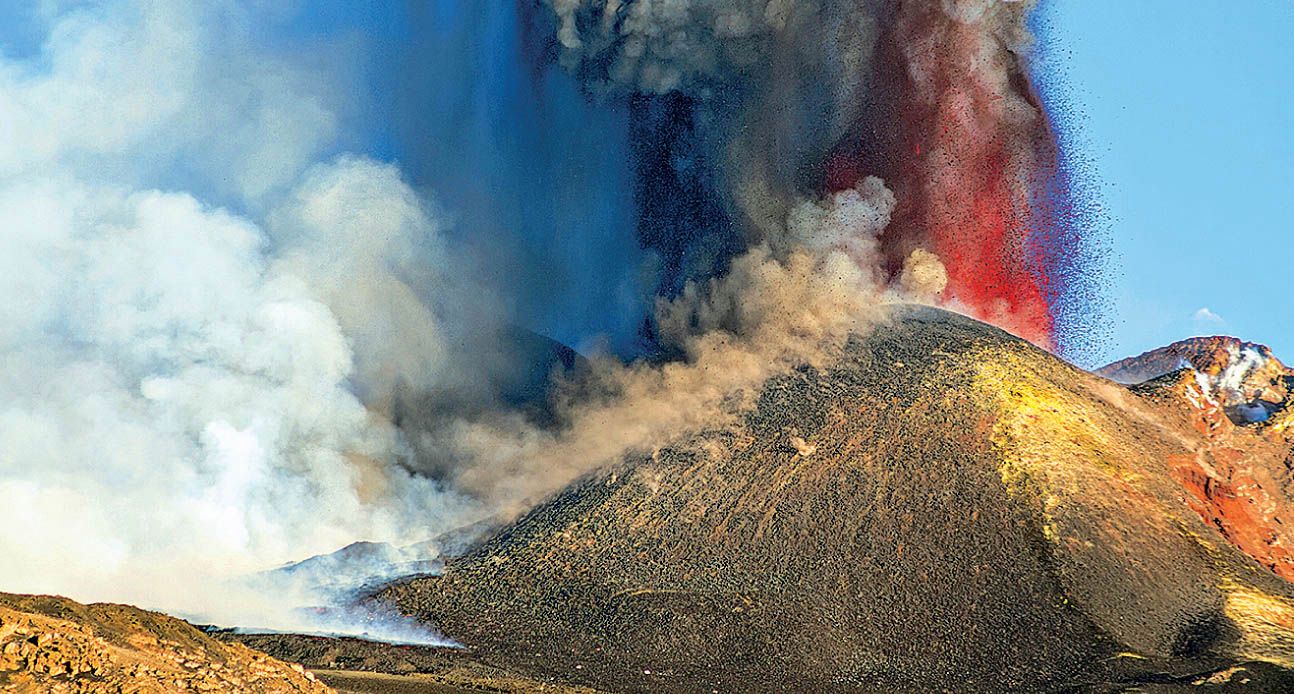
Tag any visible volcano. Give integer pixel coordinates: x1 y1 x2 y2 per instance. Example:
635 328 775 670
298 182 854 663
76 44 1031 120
361 306 1294 692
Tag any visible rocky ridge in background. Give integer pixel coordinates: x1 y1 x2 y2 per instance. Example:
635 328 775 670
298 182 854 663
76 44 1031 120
1099 336 1294 424
1098 337 1294 584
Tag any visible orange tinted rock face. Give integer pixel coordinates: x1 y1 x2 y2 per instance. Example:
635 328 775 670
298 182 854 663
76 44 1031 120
1100 337 1294 424
1166 448 1294 581
1113 341 1294 581
0 593 330 693
1147 370 1234 439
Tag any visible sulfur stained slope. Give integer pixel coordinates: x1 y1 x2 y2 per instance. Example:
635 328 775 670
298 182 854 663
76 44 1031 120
968 342 1294 663
375 307 1294 692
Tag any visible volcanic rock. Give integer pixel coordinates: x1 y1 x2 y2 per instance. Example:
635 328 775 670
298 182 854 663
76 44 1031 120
373 307 1294 692
221 632 610 693
1099 337 1294 424
0 591 329 692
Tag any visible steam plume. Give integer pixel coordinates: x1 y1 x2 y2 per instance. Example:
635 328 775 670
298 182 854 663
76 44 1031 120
0 1 479 637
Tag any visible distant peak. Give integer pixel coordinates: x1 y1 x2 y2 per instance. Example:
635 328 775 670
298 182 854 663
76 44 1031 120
1099 337 1293 424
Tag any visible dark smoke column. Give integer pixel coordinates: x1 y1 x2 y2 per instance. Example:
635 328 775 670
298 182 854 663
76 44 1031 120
539 0 1094 352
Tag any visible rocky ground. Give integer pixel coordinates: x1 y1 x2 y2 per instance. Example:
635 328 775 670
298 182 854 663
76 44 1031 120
223 632 1294 693
0 592 329 692
214 633 604 693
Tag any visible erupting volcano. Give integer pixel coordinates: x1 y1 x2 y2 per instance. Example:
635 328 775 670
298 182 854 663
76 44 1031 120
7 1 1294 692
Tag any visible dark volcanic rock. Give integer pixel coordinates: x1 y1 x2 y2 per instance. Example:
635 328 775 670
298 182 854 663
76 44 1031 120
220 632 611 693
373 307 1294 692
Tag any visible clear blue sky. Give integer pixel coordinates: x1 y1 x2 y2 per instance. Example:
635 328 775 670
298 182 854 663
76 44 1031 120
1033 0 1294 365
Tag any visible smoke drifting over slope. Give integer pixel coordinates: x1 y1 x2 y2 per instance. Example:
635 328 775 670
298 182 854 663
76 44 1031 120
0 0 1100 635
450 175 923 508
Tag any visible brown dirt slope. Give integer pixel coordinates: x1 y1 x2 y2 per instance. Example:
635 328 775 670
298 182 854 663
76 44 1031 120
0 592 329 693
374 306 1294 693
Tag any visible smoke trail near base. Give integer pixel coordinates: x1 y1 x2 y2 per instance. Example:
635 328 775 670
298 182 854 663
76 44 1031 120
447 175 936 509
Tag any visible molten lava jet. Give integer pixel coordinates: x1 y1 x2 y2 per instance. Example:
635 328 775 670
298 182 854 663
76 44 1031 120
826 0 1089 350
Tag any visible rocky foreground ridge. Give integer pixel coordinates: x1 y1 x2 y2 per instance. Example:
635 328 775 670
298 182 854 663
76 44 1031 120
0 592 329 693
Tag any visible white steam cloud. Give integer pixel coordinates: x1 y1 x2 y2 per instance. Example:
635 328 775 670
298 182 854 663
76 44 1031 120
0 1 339 202
0 1 478 636
268 158 457 409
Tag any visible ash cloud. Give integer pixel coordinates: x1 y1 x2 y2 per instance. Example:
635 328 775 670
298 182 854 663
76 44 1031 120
445 175 941 508
541 0 887 298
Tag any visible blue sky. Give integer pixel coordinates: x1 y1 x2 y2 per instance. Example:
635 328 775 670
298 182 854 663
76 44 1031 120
1033 1 1294 365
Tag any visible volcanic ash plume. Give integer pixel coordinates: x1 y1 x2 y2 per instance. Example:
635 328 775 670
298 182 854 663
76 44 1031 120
448 175 934 508
540 0 1092 351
